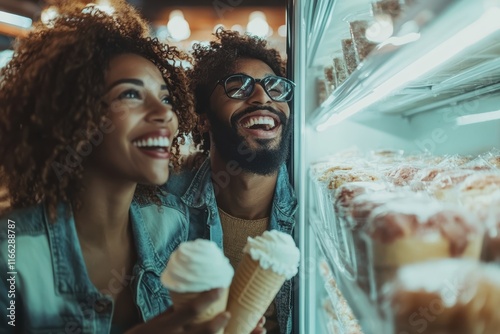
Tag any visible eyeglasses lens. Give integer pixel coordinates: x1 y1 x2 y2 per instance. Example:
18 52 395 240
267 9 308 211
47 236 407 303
225 76 253 99
223 75 293 102
264 77 291 101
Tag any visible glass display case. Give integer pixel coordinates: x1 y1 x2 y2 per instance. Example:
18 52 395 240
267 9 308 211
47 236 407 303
289 0 500 333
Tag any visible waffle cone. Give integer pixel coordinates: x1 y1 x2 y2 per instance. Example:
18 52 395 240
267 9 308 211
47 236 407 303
225 254 286 334
170 288 229 334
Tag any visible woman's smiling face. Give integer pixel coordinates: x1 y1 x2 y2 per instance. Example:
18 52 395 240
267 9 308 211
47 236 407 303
88 53 178 185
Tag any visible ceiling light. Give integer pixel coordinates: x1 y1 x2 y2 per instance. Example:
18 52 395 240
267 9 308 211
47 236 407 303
213 23 225 33
455 109 500 126
83 1 115 15
231 24 244 34
167 10 190 41
246 11 269 38
278 24 287 37
41 6 59 27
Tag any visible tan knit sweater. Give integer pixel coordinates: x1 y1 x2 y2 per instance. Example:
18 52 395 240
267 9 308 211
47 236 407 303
218 208 279 334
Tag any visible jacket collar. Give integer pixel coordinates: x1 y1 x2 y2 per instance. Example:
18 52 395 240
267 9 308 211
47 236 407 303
272 163 298 226
44 201 165 297
180 158 215 208
181 157 297 226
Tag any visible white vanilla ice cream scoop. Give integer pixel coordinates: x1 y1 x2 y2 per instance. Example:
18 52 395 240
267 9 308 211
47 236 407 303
161 239 234 293
243 230 300 279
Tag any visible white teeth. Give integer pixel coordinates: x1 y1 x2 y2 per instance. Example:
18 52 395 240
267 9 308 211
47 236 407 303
242 116 276 129
132 136 171 148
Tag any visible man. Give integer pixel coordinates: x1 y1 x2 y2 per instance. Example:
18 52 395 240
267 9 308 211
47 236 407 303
165 29 297 334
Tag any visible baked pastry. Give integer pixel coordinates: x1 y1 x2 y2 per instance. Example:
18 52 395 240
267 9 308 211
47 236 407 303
372 0 402 21
319 261 364 334
410 167 451 191
347 191 413 295
365 199 482 291
370 149 404 160
483 218 500 262
317 78 329 105
438 154 472 167
460 157 493 171
324 169 381 191
458 172 500 201
333 57 348 86
427 169 475 202
384 259 500 334
385 164 421 186
348 191 408 230
469 192 500 262
333 181 388 218
317 164 354 183
350 20 377 62
488 155 500 168
341 38 358 74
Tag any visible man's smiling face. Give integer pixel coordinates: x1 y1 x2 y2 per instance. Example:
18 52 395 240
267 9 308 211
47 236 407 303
207 58 292 175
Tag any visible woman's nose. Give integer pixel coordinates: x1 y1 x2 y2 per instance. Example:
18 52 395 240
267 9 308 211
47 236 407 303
148 99 175 124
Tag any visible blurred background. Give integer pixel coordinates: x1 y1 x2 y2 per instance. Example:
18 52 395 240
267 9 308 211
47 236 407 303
0 0 287 66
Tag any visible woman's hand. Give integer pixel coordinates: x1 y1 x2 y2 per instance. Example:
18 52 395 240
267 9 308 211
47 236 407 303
126 289 230 334
250 316 267 334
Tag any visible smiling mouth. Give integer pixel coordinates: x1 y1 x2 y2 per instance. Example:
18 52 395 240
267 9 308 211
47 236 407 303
240 115 280 131
132 136 171 155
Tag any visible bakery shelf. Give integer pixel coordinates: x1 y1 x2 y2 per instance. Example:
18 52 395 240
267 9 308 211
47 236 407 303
308 0 500 131
308 172 389 334
318 258 364 334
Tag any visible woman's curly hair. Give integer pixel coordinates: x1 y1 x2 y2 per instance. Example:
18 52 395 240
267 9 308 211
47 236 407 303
189 29 287 154
0 0 196 218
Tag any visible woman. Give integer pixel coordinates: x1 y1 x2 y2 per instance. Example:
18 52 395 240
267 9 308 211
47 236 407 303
0 1 233 333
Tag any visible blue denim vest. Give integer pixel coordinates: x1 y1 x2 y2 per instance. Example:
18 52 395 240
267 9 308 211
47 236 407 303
164 158 298 334
0 191 188 333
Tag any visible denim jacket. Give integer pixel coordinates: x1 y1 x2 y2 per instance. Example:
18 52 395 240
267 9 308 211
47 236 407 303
164 158 298 334
0 192 188 333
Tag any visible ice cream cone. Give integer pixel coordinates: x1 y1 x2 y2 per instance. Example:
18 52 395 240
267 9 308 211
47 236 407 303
225 254 287 334
161 239 234 333
170 288 229 334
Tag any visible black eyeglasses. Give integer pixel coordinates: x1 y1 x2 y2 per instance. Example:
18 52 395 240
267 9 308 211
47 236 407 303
212 73 295 102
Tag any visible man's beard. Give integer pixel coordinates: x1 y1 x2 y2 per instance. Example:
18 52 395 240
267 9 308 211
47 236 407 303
207 105 291 176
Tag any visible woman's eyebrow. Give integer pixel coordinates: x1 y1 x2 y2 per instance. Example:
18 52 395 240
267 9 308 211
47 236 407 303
104 79 169 93
105 78 144 93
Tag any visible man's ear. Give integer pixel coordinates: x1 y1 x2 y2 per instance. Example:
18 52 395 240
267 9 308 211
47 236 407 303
197 113 211 133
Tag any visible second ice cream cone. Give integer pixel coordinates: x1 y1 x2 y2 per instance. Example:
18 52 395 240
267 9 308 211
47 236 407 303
225 254 286 334
224 230 300 334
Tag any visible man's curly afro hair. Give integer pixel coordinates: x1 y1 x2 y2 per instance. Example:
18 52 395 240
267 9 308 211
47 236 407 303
0 0 196 218
189 29 287 153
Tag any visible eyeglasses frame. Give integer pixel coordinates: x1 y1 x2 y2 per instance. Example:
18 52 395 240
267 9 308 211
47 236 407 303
209 73 296 102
